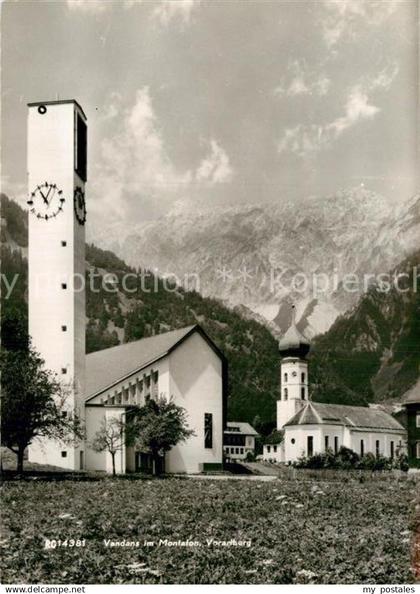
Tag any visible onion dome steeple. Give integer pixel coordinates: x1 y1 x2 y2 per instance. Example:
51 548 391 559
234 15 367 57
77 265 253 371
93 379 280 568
278 305 310 359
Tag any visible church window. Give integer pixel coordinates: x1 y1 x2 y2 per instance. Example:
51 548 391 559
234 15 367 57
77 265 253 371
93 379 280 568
301 387 305 400
61 283 67 290
301 372 305 382
375 440 380 458
390 441 394 459
360 440 364 457
267 446 271 453
61 451 67 458
61 325 67 332
284 388 288 400
325 436 329 450
334 436 339 454
291 438 295 445
284 373 288 383
307 436 313 457
204 413 213 449
152 371 159 384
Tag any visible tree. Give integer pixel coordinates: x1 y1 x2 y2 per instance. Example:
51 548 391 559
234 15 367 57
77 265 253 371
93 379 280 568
90 417 126 476
0 345 84 473
130 397 195 475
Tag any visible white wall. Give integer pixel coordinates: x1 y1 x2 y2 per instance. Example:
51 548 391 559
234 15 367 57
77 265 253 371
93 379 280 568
27 101 86 470
166 332 224 473
262 443 283 463
277 358 308 429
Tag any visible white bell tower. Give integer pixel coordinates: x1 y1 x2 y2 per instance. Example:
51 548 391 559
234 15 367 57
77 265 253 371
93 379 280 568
276 306 311 429
27 100 87 470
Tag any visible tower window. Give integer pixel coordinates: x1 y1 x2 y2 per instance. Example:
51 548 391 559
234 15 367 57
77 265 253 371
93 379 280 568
61 451 67 458
301 387 305 400
291 438 295 444
75 112 87 182
61 283 67 290
61 241 67 247
301 372 305 382
284 373 288 383
61 325 67 332
61 368 67 374
284 387 288 400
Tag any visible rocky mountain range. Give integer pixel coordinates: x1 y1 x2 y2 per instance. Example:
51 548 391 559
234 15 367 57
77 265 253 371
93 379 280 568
90 188 420 338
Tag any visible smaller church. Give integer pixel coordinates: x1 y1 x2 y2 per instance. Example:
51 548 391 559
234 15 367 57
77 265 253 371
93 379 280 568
263 309 407 463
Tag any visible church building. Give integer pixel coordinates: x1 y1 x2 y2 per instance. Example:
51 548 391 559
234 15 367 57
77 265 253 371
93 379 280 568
263 308 407 463
27 99 226 474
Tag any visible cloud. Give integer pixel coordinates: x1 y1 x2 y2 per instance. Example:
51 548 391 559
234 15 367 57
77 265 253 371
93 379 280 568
322 0 400 48
278 86 380 158
368 62 399 92
66 0 110 13
274 60 331 98
93 88 192 218
152 0 200 27
196 140 233 184
93 89 232 222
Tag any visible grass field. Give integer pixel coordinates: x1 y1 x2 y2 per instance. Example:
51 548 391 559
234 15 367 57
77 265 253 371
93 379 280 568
1 473 419 585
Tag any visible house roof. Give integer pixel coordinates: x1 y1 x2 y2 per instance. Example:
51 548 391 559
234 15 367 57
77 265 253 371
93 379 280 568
403 379 420 404
284 401 405 432
85 325 197 400
224 422 259 436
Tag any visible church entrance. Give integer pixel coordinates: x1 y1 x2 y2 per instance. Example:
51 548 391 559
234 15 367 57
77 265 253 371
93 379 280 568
135 452 165 475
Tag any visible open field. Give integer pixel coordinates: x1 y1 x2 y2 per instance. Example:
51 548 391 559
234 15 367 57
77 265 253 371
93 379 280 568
1 473 419 584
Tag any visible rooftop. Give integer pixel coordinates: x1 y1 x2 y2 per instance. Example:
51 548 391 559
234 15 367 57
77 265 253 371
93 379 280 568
278 305 310 358
224 422 259 436
403 379 420 404
85 325 196 399
284 401 405 432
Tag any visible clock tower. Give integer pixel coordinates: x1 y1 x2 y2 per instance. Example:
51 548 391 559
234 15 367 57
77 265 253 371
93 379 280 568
27 100 87 470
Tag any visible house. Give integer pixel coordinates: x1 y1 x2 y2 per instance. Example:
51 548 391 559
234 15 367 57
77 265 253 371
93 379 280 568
262 306 407 464
403 380 420 469
262 430 283 463
26 99 226 474
223 422 258 460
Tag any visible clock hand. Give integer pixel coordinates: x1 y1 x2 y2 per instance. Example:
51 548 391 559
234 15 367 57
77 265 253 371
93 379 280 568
39 190 49 205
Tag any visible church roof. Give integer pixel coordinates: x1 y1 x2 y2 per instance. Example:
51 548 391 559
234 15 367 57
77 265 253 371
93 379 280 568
278 306 310 358
284 402 405 432
403 379 420 404
224 422 259 436
85 325 198 399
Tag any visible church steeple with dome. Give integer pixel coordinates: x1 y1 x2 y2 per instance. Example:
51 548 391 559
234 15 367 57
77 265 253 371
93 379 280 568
277 305 311 429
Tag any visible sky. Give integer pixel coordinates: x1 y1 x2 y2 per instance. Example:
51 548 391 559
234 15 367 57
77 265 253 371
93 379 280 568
1 0 418 234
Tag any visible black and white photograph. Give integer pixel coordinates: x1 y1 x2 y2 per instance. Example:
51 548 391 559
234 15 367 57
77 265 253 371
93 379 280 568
1 0 419 588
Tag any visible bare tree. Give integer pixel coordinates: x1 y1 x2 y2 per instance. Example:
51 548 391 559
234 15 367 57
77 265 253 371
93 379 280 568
90 417 125 476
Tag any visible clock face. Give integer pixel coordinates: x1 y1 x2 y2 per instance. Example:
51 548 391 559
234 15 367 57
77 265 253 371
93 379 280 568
74 186 87 225
27 182 65 220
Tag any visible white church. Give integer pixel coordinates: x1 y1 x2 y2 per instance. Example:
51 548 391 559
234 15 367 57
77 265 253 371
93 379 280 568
27 99 226 474
263 311 407 463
